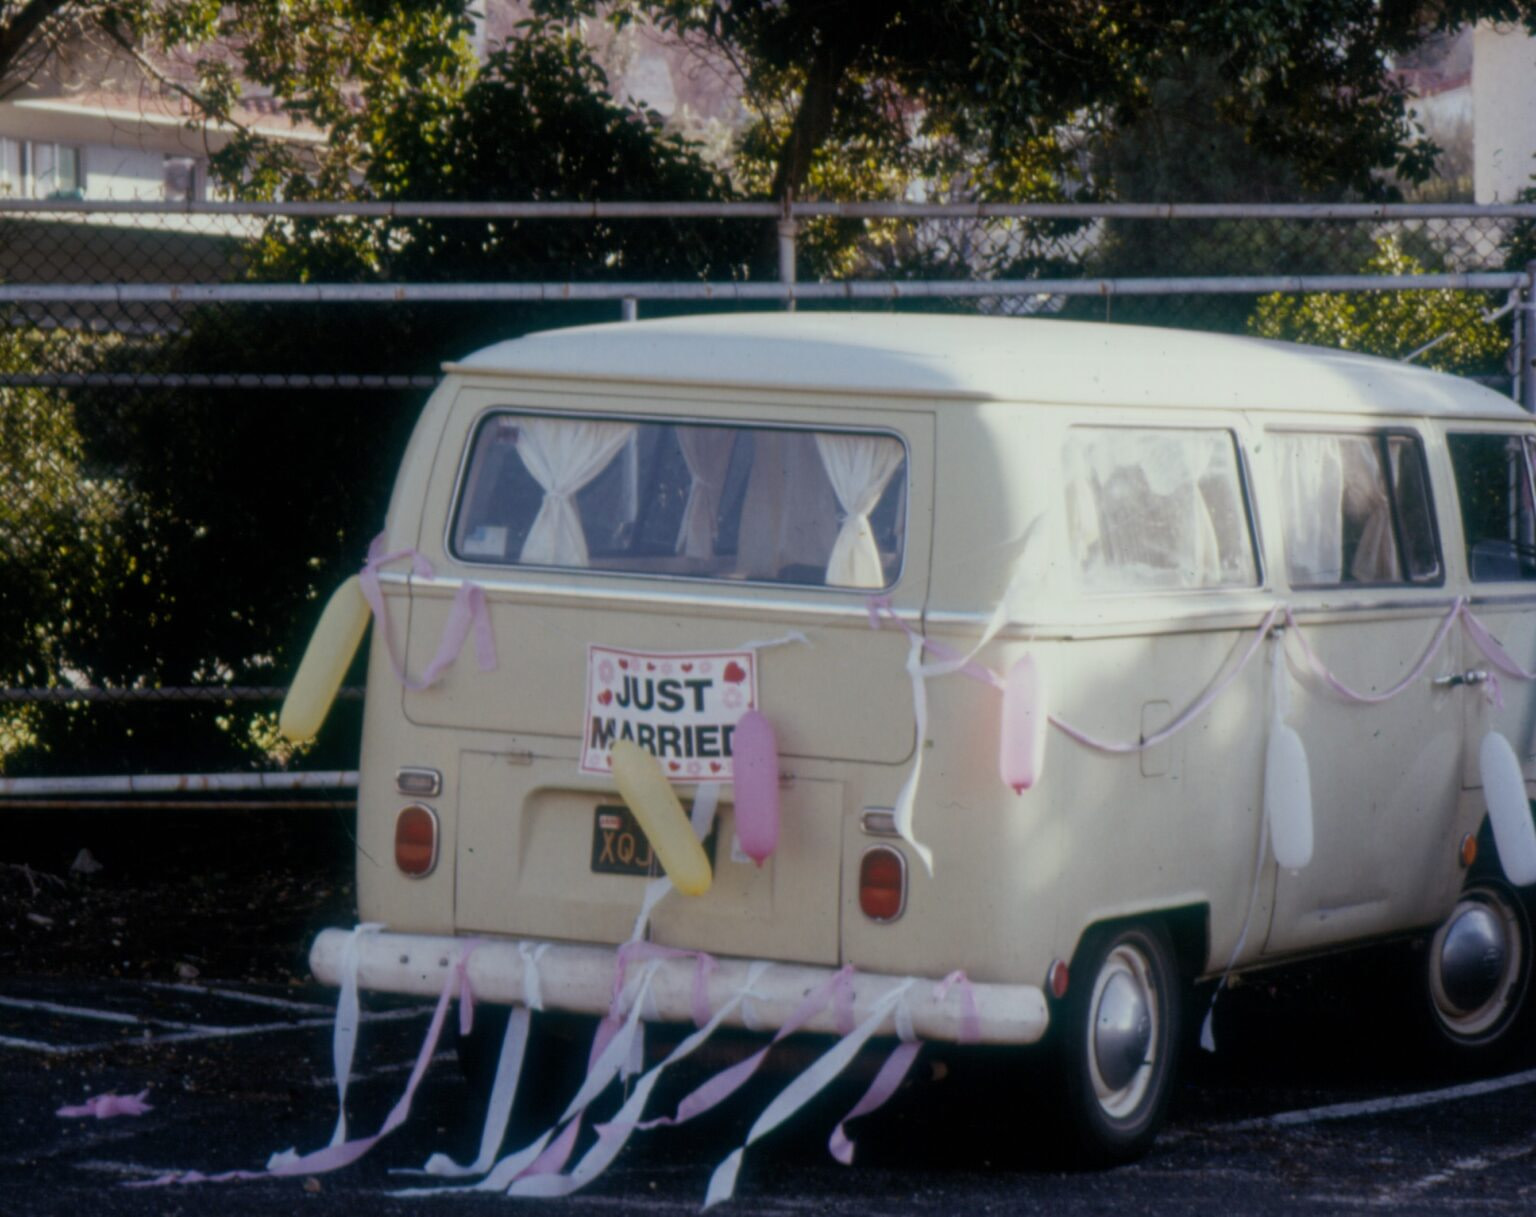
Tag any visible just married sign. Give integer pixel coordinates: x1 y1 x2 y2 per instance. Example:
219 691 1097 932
580 644 759 780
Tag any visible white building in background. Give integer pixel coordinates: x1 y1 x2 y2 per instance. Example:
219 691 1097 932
0 59 324 205
1473 22 1536 203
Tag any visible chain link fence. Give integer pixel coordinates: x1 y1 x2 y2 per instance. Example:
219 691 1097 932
5 200 1536 796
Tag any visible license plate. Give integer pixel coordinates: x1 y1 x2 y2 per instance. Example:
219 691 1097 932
590 804 714 877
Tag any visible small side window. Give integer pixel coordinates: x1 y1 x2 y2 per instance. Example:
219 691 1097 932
1063 427 1258 592
1270 431 1441 588
1448 433 1536 581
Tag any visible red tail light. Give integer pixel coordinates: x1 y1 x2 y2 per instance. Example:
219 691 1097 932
859 846 907 922
395 804 439 877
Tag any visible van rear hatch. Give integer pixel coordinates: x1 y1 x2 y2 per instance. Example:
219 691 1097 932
405 401 933 963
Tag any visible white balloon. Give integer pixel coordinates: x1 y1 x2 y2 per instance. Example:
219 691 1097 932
1479 731 1536 887
1265 721 1314 870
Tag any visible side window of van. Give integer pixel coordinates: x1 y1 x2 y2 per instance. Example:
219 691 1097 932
1064 428 1258 591
1270 431 1441 587
450 412 907 590
1448 433 1536 581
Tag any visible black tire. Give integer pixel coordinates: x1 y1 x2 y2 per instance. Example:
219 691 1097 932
1052 921 1182 1166
1422 878 1533 1060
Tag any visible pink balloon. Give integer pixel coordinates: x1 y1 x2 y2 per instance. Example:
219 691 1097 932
731 710 780 865
999 654 1047 794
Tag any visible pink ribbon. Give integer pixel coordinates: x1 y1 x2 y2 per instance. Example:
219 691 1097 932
1284 598 1463 705
58 1090 152 1119
934 970 982 1045
1461 604 1536 702
867 597 1004 690
826 970 981 1165
827 1040 922 1166
633 965 857 1133
358 533 497 691
132 949 474 1187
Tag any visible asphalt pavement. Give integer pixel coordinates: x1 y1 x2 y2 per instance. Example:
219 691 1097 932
5 957 1536 1216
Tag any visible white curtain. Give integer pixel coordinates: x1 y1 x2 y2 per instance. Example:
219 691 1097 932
1275 435 1400 584
1341 438 1399 582
674 427 736 558
814 433 904 588
515 418 635 567
1277 434 1345 584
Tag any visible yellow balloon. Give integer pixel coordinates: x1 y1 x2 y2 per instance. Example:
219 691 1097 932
610 740 713 896
279 575 371 743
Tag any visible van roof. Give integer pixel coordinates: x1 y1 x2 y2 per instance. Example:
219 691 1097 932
448 312 1526 419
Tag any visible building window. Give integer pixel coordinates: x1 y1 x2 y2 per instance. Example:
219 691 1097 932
28 142 85 198
163 156 204 202
0 137 18 195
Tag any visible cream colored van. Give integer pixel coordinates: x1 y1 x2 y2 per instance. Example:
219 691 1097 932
290 312 1536 1163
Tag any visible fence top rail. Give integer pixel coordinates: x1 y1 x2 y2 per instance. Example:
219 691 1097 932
0 273 1525 306
4 199 1536 221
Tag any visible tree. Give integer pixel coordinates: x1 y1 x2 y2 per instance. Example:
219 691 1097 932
19 19 753 777
1248 234 1508 376
533 0 1536 213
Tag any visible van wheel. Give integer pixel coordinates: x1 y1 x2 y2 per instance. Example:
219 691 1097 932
1053 922 1181 1166
1424 879 1532 1057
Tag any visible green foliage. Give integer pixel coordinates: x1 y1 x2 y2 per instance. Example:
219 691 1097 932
8 19 756 776
534 0 1536 210
1248 235 1508 376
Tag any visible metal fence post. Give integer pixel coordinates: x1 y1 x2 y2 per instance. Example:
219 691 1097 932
621 297 638 322
1524 262 1536 411
777 217 797 312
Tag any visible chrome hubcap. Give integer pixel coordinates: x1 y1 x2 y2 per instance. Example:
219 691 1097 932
1088 943 1158 1118
1430 885 1525 1043
1440 906 1506 1013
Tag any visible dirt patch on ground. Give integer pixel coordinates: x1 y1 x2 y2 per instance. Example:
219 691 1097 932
2 807 357 984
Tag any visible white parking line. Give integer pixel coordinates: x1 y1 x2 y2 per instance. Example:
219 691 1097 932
1216 1065 1536 1131
0 994 149 1025
0 985 433 1056
141 981 336 1015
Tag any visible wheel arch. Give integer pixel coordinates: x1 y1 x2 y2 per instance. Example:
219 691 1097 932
1065 902 1210 987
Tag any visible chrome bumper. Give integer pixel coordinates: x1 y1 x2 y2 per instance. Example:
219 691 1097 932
309 928 1049 1046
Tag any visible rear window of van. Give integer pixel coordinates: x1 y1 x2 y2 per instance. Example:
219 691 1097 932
450 411 907 589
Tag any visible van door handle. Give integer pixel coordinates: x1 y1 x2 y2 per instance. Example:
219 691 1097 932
1433 669 1489 688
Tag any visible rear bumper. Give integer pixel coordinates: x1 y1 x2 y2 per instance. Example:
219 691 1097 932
309 928 1049 1046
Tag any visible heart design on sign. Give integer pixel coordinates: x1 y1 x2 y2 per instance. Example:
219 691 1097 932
681 663 693 672
723 661 747 684
597 689 613 706
668 761 681 772
619 659 629 670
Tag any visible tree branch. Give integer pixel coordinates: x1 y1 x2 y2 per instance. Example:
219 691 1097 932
0 0 78 94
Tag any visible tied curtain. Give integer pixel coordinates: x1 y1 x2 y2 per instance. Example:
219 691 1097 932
813 434 904 588
514 418 635 567
674 428 737 558
1276 434 1399 585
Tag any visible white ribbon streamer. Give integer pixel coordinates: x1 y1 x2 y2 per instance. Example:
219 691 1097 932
328 922 382 1147
704 980 915 1208
422 1005 531 1178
